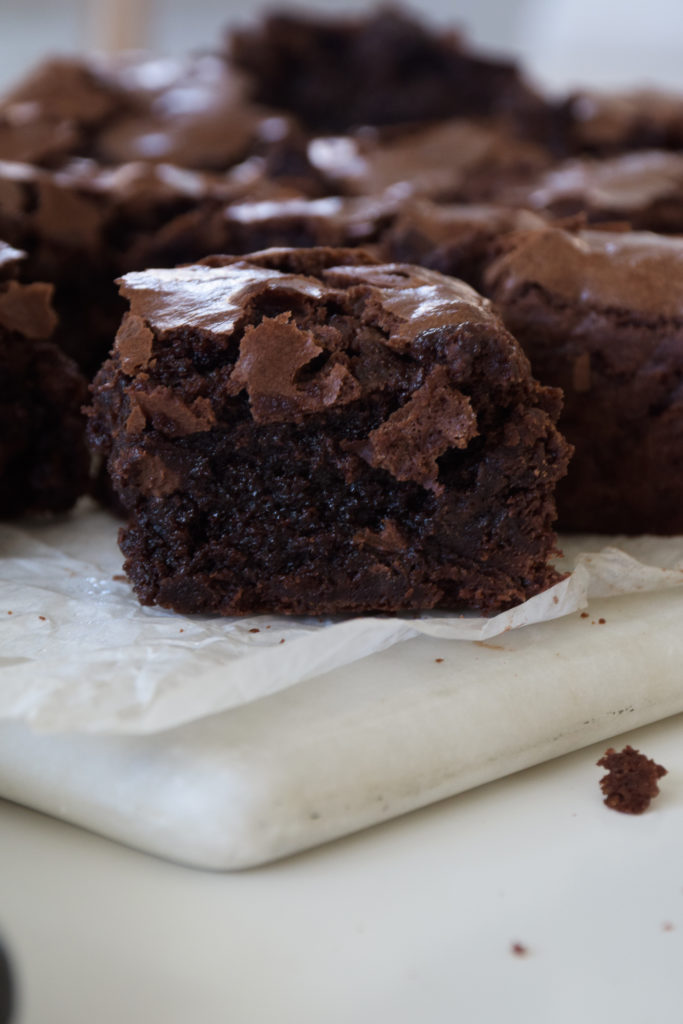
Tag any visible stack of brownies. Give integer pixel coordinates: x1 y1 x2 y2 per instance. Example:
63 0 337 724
2 8 682 616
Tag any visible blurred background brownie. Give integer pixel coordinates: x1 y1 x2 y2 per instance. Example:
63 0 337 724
485 225 683 533
88 246 570 616
306 118 552 202
382 200 548 291
229 8 550 137
0 241 89 517
0 52 275 172
505 149 683 232
557 89 683 156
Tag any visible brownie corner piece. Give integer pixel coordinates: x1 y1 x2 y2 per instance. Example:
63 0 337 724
89 246 571 616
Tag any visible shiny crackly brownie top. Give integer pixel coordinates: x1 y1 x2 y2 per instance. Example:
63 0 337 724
116 245 495 340
486 225 683 320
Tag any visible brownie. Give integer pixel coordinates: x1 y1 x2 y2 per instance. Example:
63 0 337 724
88 247 570 616
558 89 683 156
509 150 683 233
0 157 246 374
307 119 551 202
597 745 667 814
215 193 398 256
0 53 273 172
0 241 89 517
383 200 547 292
485 225 683 533
230 8 548 135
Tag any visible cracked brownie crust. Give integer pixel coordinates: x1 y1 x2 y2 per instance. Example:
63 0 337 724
88 246 571 616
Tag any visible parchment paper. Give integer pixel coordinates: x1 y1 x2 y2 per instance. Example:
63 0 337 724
1 500 682 735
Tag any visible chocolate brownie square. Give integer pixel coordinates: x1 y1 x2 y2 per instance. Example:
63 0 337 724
0 241 89 517
382 200 547 292
0 53 271 172
485 225 683 533
0 157 242 374
558 89 683 156
509 150 683 233
307 119 551 202
230 8 548 135
88 247 570 616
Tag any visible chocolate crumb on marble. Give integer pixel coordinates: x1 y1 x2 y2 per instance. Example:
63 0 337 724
88 246 570 617
597 745 667 814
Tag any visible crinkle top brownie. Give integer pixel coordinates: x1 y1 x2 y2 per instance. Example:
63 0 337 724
0 53 272 172
485 226 683 533
510 150 683 233
89 247 571 616
559 89 683 156
383 200 547 291
487 226 683 319
0 241 89 517
307 119 551 201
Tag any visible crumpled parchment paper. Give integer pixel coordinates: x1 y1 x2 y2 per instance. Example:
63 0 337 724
1 501 682 734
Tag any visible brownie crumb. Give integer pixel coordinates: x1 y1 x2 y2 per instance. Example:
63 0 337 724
597 745 667 814
249 627 260 633
38 615 46 621
435 657 444 663
580 612 589 618
511 942 528 956
598 617 606 624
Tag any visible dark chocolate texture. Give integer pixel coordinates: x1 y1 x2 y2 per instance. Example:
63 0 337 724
485 225 683 533
510 150 683 233
88 246 570 617
0 243 89 517
383 200 547 291
230 8 549 135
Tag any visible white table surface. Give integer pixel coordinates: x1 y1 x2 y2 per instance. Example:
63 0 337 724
2 711 683 1024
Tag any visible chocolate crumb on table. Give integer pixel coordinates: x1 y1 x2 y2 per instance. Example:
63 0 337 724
511 942 528 956
597 745 667 814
